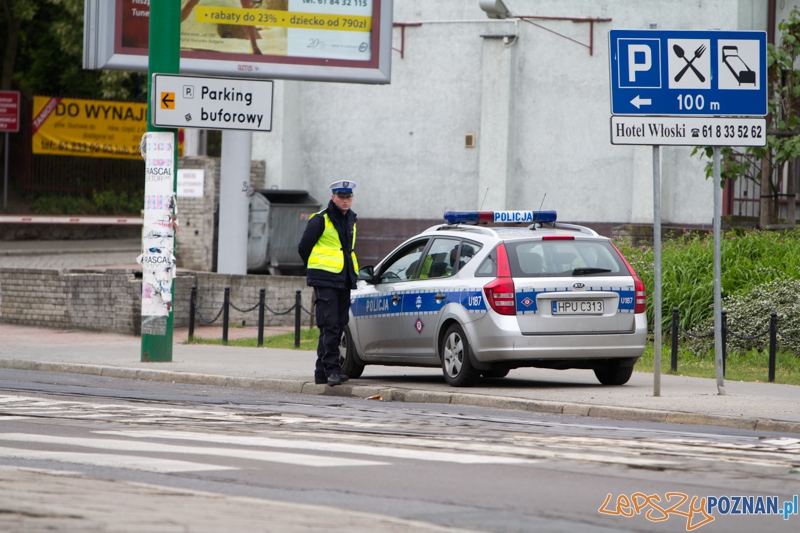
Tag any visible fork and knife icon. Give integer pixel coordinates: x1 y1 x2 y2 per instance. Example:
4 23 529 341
673 43 706 82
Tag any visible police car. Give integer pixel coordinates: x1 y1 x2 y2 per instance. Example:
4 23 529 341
340 210 647 387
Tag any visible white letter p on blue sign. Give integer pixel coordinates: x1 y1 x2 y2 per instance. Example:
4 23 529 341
628 44 651 82
618 38 661 89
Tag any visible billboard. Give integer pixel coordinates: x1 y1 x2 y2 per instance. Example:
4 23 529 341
32 96 148 160
84 0 393 84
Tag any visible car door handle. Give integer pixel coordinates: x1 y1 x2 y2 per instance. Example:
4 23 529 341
434 291 446 303
391 294 401 304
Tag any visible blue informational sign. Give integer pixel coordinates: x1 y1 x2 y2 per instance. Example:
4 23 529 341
609 30 767 116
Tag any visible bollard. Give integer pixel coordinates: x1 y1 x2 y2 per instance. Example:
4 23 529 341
188 285 197 341
769 311 777 382
671 307 679 372
721 309 727 377
295 290 302 348
257 288 265 348
222 287 230 345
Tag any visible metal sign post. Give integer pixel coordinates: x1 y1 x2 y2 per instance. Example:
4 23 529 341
609 28 767 396
0 90 20 210
141 1 180 362
713 147 726 395
653 145 662 397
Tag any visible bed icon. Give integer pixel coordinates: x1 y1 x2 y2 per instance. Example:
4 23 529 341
722 46 756 85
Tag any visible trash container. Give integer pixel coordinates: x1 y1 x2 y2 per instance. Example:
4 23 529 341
247 189 320 274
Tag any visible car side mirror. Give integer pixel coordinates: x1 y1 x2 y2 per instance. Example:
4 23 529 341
357 265 376 283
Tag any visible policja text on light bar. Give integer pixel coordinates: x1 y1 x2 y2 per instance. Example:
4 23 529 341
443 210 557 225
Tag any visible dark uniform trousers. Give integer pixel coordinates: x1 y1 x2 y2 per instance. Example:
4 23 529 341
314 286 351 379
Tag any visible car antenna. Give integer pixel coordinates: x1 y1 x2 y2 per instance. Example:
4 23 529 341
538 193 547 211
479 187 489 210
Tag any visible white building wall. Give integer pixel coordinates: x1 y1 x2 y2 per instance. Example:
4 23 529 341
252 0 770 226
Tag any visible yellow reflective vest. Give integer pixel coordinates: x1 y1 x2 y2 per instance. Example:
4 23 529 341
307 211 358 274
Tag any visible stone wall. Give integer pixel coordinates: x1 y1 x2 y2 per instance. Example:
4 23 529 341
0 268 314 336
0 268 141 334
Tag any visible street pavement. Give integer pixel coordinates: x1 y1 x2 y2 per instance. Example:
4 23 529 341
0 465 471 533
1 323 799 435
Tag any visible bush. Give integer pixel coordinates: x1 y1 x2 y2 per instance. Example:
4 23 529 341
685 279 800 356
31 190 143 216
613 229 800 332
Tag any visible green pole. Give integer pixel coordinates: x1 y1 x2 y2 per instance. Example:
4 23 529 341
141 1 181 362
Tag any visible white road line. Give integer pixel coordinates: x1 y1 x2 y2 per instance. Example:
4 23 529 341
0 446 234 473
0 433 387 468
98 430 540 465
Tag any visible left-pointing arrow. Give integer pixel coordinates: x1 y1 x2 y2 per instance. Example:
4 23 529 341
630 95 652 109
160 92 175 109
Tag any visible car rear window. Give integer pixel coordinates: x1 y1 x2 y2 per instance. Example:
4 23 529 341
505 240 628 277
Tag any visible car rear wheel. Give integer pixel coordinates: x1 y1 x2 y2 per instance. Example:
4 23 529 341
441 324 480 387
339 325 364 379
594 364 633 385
481 369 510 379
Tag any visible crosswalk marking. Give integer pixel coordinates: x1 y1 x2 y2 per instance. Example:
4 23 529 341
0 433 387 468
97 430 540 465
3 393 795 472
0 446 234 473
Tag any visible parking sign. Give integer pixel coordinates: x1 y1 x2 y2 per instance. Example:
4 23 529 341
609 30 767 116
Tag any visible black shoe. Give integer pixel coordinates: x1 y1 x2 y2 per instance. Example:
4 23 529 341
314 376 327 385
327 374 349 386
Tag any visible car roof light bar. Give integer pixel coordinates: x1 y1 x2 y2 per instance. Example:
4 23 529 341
444 210 557 225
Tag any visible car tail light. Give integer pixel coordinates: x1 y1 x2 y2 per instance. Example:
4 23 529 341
612 243 647 314
483 244 516 316
633 276 646 314
542 235 574 240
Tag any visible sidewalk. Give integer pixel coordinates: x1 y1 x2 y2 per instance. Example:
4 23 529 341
1 323 799 434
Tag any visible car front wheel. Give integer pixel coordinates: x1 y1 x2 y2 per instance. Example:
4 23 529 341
594 364 633 385
441 324 480 387
339 325 364 378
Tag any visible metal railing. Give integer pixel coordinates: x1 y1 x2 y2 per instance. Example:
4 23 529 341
188 286 314 348
666 308 799 382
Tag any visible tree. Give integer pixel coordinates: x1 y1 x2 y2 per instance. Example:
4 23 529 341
1 0 37 90
694 8 800 228
1 0 141 99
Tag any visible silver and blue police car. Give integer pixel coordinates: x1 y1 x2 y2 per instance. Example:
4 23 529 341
340 210 647 387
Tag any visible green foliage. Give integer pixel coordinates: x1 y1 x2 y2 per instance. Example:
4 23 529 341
4 0 141 99
693 7 800 224
187 328 319 350
31 190 143 215
613 229 800 334
635 344 800 385
686 279 800 356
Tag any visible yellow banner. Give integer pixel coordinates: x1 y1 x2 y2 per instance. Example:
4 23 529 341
32 96 147 160
194 7 372 31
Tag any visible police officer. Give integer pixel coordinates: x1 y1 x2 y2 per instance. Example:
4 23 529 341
298 180 358 386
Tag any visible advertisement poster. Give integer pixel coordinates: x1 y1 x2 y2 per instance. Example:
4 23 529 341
119 0 374 63
137 132 177 335
32 96 147 160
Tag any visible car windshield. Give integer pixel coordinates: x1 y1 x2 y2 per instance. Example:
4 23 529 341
504 240 627 277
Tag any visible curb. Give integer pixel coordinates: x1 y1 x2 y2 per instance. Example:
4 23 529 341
2 358 799 435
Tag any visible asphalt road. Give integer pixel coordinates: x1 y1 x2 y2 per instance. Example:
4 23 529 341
0 369 797 533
